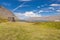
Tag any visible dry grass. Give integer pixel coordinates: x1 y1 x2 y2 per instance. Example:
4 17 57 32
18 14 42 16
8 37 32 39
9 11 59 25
0 22 60 40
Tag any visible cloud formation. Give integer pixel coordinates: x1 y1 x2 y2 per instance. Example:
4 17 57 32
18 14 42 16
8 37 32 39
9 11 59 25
39 10 51 13
56 10 60 12
23 11 41 17
50 4 60 6
49 7 55 10
15 11 41 19
39 10 44 13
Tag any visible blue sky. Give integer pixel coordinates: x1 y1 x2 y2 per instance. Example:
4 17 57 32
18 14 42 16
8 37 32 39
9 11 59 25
0 0 60 19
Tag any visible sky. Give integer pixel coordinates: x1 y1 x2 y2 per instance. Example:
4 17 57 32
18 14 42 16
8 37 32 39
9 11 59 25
0 0 60 19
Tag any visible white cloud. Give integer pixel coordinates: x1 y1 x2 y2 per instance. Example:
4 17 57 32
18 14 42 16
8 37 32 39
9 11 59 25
49 7 55 10
23 11 41 17
39 10 50 13
14 13 26 19
56 10 60 12
50 4 60 6
18 0 31 1
39 7 55 13
39 10 44 13
14 11 42 19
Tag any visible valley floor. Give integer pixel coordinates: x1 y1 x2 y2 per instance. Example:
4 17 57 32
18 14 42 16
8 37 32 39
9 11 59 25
0 22 60 40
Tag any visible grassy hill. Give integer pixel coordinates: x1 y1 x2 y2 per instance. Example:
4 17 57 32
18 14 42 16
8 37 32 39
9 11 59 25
0 22 60 40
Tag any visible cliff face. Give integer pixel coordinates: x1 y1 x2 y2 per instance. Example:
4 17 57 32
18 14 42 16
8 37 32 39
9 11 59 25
0 6 18 21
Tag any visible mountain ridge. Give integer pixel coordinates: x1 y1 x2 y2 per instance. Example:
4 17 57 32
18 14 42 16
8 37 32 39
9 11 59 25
25 15 60 22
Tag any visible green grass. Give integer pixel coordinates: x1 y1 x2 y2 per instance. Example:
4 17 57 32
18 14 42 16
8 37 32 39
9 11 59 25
0 22 60 40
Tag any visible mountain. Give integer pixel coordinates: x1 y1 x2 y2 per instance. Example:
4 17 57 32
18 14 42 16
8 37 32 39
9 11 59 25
0 6 18 21
25 15 60 22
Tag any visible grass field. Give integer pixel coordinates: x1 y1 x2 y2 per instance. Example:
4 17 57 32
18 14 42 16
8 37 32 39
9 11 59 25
0 22 60 40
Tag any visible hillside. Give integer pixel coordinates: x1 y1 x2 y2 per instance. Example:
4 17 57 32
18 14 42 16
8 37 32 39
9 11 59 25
0 6 18 22
0 6 15 19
